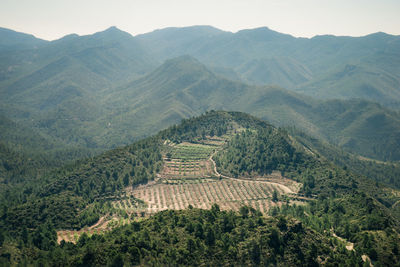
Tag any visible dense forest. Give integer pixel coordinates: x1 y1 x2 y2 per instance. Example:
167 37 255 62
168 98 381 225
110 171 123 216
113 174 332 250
1 136 163 235
213 127 311 177
1 207 362 266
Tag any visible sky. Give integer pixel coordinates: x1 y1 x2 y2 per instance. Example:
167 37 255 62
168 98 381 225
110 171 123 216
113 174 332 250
1 0 400 40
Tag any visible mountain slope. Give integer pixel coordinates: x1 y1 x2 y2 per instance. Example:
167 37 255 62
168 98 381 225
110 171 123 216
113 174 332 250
0 27 157 150
0 26 156 100
237 56 312 87
0 27 47 51
296 59 400 108
102 56 400 161
1 111 399 266
137 26 400 107
1 27 400 162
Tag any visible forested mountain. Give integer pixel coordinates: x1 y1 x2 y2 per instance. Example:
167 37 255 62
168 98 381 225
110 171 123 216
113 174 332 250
104 56 400 161
1 26 400 163
0 27 156 153
1 111 399 266
137 26 400 107
0 27 47 52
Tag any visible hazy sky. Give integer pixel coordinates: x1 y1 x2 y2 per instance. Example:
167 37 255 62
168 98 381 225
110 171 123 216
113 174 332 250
1 0 399 40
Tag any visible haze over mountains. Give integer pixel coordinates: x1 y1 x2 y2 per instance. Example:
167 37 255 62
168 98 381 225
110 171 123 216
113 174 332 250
137 26 400 107
1 25 400 163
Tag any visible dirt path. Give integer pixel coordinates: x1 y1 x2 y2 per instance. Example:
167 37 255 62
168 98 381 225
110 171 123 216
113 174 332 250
88 215 107 230
209 152 296 194
362 255 373 267
331 230 355 251
392 199 400 208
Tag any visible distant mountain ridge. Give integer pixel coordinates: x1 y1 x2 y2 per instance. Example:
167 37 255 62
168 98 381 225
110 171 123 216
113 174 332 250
137 25 400 107
0 27 47 51
0 26 400 161
2 25 399 106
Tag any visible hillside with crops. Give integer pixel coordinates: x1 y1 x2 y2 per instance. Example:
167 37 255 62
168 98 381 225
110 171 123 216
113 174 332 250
1 111 400 266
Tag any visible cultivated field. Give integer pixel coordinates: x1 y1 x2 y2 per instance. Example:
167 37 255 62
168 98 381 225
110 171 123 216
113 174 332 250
126 179 294 214
125 135 302 215
161 142 216 180
57 135 304 243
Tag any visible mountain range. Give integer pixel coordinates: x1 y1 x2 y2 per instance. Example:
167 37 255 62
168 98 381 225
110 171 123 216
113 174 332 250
2 24 400 266
137 26 400 107
0 25 400 165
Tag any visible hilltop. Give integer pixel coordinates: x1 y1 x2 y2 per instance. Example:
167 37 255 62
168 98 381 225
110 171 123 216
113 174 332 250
1 111 399 266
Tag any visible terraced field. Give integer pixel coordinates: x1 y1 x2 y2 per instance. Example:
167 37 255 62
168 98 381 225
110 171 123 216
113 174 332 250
127 179 296 214
127 135 303 215
161 142 216 180
57 135 304 243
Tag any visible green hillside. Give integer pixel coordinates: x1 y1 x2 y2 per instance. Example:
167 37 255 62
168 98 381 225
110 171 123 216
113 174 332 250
1 25 400 266
0 27 157 152
104 56 400 161
296 60 400 108
137 26 400 107
290 127 400 189
0 27 47 52
15 209 361 266
1 111 399 266
1 51 400 171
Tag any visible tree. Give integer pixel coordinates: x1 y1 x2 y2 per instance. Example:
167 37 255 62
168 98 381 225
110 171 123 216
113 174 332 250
272 189 279 202
250 239 261 264
123 174 130 186
240 206 249 218
187 238 196 253
205 227 215 246
0 230 4 246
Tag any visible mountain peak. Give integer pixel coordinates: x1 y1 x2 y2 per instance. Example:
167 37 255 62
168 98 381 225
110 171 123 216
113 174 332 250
165 55 201 64
104 26 120 32
53 33 79 42
0 27 47 48
93 26 133 39
236 26 294 41
158 55 213 76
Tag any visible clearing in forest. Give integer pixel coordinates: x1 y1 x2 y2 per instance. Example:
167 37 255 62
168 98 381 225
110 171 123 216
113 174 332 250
57 134 304 243
126 134 303 215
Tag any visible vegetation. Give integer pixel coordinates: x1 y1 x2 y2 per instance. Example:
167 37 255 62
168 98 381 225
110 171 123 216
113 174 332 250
272 194 400 265
1 207 362 266
138 26 400 109
1 136 163 234
291 127 400 189
214 127 311 177
1 110 400 266
1 24 400 266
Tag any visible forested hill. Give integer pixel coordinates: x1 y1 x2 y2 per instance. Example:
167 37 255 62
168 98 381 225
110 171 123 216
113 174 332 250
1 111 399 266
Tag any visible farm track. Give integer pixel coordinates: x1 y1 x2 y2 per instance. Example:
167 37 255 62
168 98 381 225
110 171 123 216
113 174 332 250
127 136 303 215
